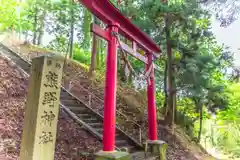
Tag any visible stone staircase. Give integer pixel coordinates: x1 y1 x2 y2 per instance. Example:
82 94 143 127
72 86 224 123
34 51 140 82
60 88 140 152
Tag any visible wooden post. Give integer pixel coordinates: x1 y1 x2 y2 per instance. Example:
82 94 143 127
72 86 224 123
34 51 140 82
102 23 119 152
146 53 157 141
20 55 64 160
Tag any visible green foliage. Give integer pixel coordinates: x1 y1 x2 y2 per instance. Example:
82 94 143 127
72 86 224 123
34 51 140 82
47 36 68 53
0 0 19 31
72 45 91 65
80 8 92 50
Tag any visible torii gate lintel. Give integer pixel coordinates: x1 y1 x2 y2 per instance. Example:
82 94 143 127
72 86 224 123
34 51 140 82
79 0 161 54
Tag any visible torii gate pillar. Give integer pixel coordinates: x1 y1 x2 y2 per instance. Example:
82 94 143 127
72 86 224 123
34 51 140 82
95 23 131 159
102 23 119 152
145 53 168 159
146 53 158 140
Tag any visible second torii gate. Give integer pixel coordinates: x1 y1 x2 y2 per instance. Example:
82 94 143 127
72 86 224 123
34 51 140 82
78 0 165 159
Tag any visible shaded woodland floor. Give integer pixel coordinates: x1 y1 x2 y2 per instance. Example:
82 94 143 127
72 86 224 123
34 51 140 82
0 39 216 160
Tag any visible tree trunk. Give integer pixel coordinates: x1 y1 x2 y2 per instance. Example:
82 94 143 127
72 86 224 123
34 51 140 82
172 68 177 127
119 39 129 82
128 70 133 85
120 52 127 82
89 33 97 75
82 9 91 50
89 16 98 76
68 0 75 59
32 6 38 45
37 11 46 46
17 0 21 40
96 38 101 68
164 12 174 126
162 60 168 115
126 41 132 84
193 98 203 143
24 31 28 42
96 49 100 68
197 103 203 143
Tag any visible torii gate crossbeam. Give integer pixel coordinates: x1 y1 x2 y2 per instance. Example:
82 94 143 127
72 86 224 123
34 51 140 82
79 0 161 54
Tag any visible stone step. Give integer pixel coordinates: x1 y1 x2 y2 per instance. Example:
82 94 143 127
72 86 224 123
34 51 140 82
116 139 128 146
88 122 103 128
83 118 101 123
60 94 75 100
95 128 103 133
60 91 70 96
119 145 136 153
67 106 87 113
131 152 157 160
61 99 79 105
77 113 93 119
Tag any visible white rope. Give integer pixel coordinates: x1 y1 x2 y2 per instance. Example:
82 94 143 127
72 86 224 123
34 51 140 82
112 31 154 83
141 62 153 84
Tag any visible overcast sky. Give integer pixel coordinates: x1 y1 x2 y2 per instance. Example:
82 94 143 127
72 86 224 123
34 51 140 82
211 19 240 66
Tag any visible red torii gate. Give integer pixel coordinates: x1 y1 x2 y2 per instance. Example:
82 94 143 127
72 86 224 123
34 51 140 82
78 0 161 153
